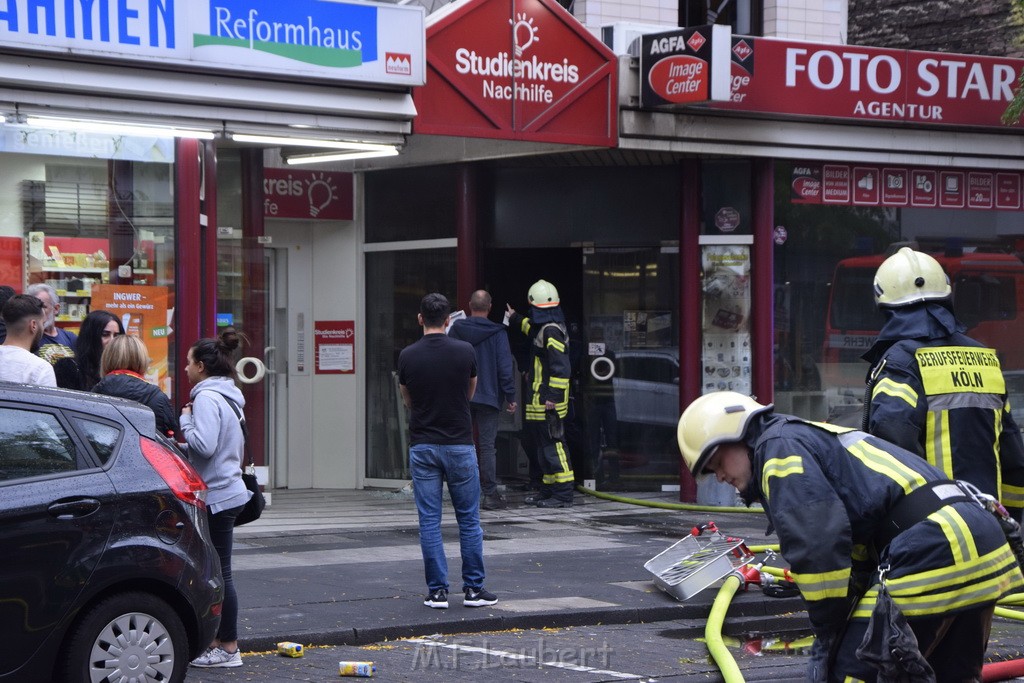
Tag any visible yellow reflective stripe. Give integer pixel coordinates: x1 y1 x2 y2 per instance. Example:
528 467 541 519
546 337 566 352
927 507 976 565
872 377 918 408
925 410 954 479
789 567 850 601
809 421 855 435
548 377 570 389
520 318 532 335
845 440 926 494
844 678 866 683
760 455 803 499
1001 484 1024 508
886 544 1019 595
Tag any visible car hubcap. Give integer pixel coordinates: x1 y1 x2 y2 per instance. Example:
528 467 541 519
89 612 175 682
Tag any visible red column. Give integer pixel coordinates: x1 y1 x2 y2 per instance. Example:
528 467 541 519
174 138 203 407
678 159 701 502
201 141 219 336
752 159 775 404
240 149 267 467
455 164 477 310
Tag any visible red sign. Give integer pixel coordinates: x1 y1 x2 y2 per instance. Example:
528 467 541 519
705 37 1024 128
967 172 994 209
881 168 909 205
911 170 938 207
997 173 1023 209
852 167 880 205
263 169 353 221
314 321 355 375
792 163 1024 211
939 171 965 208
823 165 851 204
413 0 617 146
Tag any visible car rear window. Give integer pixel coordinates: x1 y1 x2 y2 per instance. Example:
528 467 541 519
0 408 76 481
73 418 122 466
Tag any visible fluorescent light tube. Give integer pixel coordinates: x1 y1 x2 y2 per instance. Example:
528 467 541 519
24 116 214 139
231 133 395 151
285 148 400 165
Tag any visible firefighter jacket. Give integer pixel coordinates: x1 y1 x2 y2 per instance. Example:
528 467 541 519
509 307 571 422
743 413 1024 641
862 302 1024 519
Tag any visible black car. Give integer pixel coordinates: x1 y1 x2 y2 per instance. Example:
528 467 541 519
0 383 222 682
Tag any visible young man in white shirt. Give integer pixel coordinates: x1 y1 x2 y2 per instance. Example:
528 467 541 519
0 294 57 386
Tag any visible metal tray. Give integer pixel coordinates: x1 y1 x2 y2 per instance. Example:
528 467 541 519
644 531 754 601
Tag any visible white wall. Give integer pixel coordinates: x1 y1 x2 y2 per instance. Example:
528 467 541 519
578 0 848 44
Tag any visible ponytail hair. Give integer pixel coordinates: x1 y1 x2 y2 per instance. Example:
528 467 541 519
189 327 245 379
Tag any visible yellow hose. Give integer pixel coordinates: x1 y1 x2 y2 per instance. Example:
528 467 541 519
996 606 1024 621
706 573 745 683
576 486 763 514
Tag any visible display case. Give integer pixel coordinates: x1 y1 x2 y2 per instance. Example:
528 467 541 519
25 232 111 328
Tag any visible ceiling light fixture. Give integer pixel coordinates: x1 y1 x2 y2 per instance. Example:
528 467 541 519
23 116 215 140
285 147 400 165
231 133 396 151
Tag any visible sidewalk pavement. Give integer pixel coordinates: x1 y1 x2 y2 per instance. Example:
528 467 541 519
228 487 806 653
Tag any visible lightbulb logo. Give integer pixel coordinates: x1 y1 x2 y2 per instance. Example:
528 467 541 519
306 173 339 217
509 13 539 57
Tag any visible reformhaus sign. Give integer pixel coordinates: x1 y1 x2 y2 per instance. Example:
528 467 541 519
0 0 425 86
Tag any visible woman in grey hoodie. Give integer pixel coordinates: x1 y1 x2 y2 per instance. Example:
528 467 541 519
180 329 249 669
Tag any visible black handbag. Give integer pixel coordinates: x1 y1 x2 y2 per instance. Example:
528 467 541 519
223 398 266 526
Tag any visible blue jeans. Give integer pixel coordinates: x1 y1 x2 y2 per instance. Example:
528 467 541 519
471 404 500 496
409 444 485 593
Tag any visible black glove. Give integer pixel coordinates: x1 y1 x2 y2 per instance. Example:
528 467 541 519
545 409 564 440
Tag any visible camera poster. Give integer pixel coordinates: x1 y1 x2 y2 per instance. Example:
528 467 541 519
623 310 672 348
701 246 752 394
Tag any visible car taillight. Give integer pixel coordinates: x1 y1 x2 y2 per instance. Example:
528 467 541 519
140 437 208 509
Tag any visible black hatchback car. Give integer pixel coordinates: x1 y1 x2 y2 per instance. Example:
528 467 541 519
0 383 222 682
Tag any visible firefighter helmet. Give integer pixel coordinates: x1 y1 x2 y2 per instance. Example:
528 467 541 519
528 279 560 308
677 392 771 476
873 247 951 308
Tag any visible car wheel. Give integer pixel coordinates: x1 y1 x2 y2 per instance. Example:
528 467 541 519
57 591 188 683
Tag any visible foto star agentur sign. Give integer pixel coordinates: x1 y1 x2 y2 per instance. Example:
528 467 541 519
413 0 617 146
706 37 1024 128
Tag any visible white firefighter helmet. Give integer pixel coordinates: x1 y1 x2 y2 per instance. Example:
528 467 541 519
528 279 560 308
677 392 771 476
873 247 951 308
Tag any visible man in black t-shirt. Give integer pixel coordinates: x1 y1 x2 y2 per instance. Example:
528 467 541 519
398 292 498 611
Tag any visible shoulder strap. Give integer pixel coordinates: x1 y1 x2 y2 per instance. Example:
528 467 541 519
198 390 253 468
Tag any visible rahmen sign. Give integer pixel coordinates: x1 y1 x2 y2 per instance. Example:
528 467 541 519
413 0 617 146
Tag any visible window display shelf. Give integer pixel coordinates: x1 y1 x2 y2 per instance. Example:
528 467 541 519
37 266 108 274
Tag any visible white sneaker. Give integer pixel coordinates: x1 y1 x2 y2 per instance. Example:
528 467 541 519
190 646 242 668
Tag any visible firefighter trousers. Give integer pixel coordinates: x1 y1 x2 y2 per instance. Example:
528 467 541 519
525 420 575 502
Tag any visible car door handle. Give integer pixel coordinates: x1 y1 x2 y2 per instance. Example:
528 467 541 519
47 498 101 520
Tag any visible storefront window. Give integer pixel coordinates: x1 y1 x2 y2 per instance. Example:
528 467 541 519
365 248 457 480
773 160 1024 424
8 148 178 398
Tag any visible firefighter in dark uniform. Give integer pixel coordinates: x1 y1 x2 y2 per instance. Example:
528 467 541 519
506 279 575 507
862 247 1024 522
678 391 1024 683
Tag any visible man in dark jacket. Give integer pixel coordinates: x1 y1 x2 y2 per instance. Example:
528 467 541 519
449 290 517 510
862 247 1024 521
679 391 1024 682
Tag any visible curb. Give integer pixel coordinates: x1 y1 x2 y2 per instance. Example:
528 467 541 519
240 594 809 653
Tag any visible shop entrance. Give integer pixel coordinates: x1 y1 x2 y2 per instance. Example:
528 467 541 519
481 246 681 492
261 221 315 489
